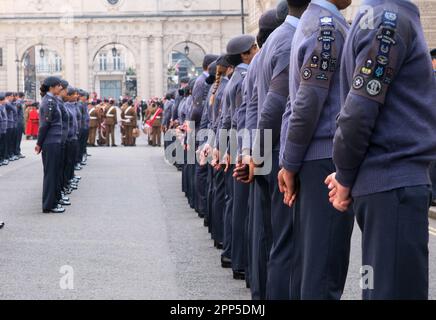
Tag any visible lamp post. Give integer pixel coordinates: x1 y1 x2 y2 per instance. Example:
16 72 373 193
184 41 190 57
241 0 245 34
15 56 20 92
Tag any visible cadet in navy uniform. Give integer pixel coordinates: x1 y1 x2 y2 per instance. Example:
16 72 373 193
36 77 66 214
190 54 219 218
243 0 310 300
14 92 26 159
56 80 72 207
210 57 233 254
4 92 17 161
327 0 436 300
279 0 355 300
0 93 7 166
429 48 436 206
217 34 258 281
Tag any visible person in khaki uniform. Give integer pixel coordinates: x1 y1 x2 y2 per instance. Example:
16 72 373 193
96 101 107 146
120 101 129 146
123 100 137 146
88 102 99 146
146 102 163 147
104 100 118 147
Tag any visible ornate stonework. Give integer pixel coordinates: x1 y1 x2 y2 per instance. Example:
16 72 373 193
0 0 244 99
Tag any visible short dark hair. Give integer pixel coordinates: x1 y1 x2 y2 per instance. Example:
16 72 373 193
431 48 436 59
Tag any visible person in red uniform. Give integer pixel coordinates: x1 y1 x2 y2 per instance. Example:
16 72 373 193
26 103 39 139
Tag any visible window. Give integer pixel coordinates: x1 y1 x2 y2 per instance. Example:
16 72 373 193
55 54 62 72
0 48 3 66
113 52 121 70
99 53 107 71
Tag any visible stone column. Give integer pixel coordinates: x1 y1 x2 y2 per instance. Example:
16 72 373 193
153 35 164 98
79 38 89 90
6 38 17 91
139 37 150 100
64 38 75 84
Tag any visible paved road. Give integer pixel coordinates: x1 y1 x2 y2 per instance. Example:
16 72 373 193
0 135 435 299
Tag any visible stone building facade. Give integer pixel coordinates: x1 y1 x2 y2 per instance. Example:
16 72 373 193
0 0 246 100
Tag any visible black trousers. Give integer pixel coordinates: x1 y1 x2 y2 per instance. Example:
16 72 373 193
65 140 78 183
266 151 294 300
57 143 66 201
81 128 89 157
42 143 62 211
6 128 15 158
354 185 430 300
0 133 5 160
15 122 24 155
251 175 273 300
231 178 249 272
212 168 226 244
222 165 234 259
290 159 354 300
206 165 215 233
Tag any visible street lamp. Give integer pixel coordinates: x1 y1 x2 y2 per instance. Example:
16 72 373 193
184 41 190 56
112 45 117 57
241 0 245 34
15 56 20 92
39 46 45 58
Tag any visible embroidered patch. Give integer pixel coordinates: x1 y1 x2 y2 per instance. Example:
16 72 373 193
302 68 312 80
320 59 329 71
329 58 337 72
316 73 329 81
366 79 382 96
376 55 389 66
353 75 365 90
374 65 385 78
361 67 372 75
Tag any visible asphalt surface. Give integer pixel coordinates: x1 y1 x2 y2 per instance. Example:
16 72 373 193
0 134 435 300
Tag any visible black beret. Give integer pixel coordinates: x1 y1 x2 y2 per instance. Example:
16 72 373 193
5 92 13 97
216 55 231 68
203 54 219 68
60 79 69 88
226 35 256 55
67 86 77 95
276 1 289 22
43 76 62 88
259 9 281 31
289 0 311 7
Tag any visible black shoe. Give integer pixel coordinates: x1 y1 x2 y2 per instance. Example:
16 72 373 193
59 199 71 206
43 207 65 214
112 145 117 147
233 271 245 281
0 221 4 229
221 256 232 269
246 281 251 289
74 176 82 180
203 219 209 228
69 184 78 190
214 241 223 250
198 212 205 219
